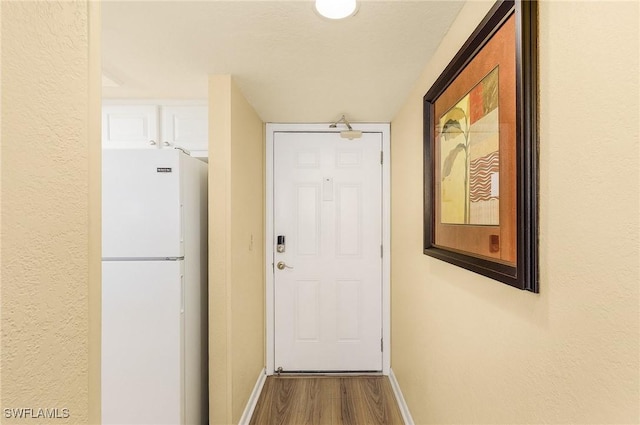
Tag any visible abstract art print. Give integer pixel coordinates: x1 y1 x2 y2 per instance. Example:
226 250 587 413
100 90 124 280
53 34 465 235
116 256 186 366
440 67 500 226
423 0 539 292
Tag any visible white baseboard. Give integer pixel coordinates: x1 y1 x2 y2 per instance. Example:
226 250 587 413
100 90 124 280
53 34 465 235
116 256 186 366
389 368 415 425
238 368 267 425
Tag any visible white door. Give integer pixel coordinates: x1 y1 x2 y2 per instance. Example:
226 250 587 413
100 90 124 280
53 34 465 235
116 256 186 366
102 149 183 259
102 260 184 425
161 105 208 155
102 105 159 149
273 131 382 371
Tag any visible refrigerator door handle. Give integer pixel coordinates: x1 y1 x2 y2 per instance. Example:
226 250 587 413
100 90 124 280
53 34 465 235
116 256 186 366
180 204 184 244
180 275 185 314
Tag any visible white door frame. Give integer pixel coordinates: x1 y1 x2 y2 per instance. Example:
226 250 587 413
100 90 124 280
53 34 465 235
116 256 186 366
265 122 390 376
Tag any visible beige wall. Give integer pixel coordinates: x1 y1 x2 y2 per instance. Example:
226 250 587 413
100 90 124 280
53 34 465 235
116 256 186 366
391 1 639 423
209 75 265 425
0 1 101 424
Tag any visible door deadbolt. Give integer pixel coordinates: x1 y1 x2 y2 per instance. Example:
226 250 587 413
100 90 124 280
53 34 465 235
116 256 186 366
276 235 286 253
276 261 293 270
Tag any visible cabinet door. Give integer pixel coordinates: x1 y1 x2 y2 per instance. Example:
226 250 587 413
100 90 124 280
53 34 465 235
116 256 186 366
102 105 159 149
161 105 208 157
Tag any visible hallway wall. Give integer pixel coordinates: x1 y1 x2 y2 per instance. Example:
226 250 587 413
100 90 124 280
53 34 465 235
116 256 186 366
0 1 102 423
209 75 265 425
390 1 639 423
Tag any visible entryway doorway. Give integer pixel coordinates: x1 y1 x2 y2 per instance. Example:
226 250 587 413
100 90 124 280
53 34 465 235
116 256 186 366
266 123 390 374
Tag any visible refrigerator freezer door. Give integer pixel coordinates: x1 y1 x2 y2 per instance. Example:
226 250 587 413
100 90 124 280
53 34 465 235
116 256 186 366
103 149 183 258
102 260 184 425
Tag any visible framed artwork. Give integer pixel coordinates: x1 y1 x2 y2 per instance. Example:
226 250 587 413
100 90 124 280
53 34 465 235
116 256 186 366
423 0 538 292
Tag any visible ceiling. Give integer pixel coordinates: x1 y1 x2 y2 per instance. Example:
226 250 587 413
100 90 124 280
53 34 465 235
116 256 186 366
102 1 465 123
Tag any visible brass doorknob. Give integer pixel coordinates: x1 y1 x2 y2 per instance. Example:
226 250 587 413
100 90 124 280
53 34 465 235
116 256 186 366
276 261 293 270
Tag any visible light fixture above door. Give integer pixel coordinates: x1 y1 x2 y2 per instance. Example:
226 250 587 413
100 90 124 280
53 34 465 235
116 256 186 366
315 0 357 20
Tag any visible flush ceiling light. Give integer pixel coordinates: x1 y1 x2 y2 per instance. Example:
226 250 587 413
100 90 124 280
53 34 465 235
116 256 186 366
315 0 357 20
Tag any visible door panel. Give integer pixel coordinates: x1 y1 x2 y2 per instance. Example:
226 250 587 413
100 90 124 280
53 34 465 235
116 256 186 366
296 184 321 256
336 279 362 341
295 280 321 341
102 260 184 425
102 149 183 258
336 184 362 256
274 132 382 371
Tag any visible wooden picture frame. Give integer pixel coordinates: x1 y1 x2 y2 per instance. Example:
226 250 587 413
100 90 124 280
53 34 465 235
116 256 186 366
423 0 538 292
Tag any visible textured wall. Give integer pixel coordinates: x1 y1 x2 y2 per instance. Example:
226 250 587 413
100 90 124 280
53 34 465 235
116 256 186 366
1 1 101 424
390 0 639 423
209 75 265 425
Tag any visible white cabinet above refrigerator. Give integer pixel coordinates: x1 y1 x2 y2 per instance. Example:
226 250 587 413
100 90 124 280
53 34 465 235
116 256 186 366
102 104 159 149
161 105 208 158
102 101 208 160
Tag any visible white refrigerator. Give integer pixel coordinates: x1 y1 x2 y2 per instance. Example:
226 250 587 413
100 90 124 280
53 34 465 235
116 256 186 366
102 149 208 425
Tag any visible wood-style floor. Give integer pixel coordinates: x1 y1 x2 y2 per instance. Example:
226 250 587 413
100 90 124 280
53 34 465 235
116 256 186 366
249 376 404 425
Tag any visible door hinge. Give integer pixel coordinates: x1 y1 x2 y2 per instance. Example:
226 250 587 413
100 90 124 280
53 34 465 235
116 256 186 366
380 151 383 165
381 338 383 352
380 245 383 258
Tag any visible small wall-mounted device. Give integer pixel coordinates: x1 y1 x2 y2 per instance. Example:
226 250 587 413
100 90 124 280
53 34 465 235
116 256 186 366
277 235 286 253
